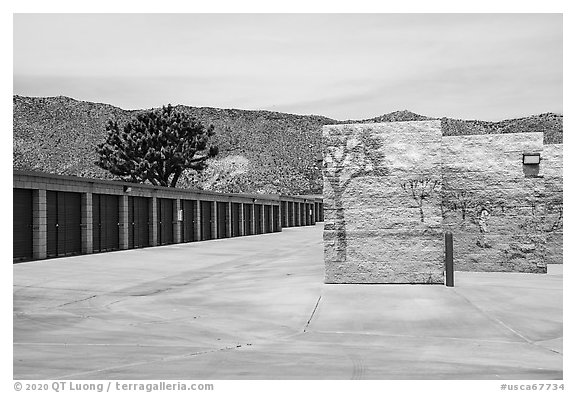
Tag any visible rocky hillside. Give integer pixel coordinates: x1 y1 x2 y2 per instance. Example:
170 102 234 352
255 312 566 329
441 113 563 144
353 109 563 144
13 95 562 194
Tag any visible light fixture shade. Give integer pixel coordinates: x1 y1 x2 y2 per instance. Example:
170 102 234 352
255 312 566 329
523 153 540 165
123 185 132 193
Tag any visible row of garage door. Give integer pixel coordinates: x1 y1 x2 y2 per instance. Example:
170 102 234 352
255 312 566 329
14 189 316 261
280 200 321 227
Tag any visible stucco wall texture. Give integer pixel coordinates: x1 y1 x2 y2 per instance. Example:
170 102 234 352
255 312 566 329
323 121 562 284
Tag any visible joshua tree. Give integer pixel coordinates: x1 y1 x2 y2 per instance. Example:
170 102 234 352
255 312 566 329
443 189 475 221
400 177 440 222
548 206 563 232
544 199 563 233
443 188 504 248
323 127 389 262
96 104 218 187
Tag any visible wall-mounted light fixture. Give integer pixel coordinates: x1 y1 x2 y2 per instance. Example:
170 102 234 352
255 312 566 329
523 153 541 165
123 185 132 193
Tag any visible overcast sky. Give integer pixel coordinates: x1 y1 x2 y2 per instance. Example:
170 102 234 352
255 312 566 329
13 13 562 121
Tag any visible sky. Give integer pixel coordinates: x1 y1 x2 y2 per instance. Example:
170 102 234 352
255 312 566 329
13 13 562 121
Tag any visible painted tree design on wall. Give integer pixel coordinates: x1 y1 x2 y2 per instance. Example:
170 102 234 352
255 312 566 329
443 190 475 221
399 178 440 222
323 127 389 262
442 188 505 248
502 199 547 266
544 199 563 234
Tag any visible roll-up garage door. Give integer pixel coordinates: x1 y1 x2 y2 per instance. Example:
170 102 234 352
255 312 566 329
296 203 301 226
280 201 287 228
200 201 213 241
287 202 294 227
263 205 271 233
13 188 33 261
254 204 263 234
273 205 281 232
231 203 241 237
46 191 82 258
157 198 174 245
243 204 253 235
294 202 300 226
300 203 306 226
182 199 196 242
128 196 150 249
217 202 228 239
93 194 119 253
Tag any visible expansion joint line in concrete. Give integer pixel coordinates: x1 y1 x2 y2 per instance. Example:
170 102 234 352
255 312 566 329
303 295 322 333
451 289 560 355
56 295 97 307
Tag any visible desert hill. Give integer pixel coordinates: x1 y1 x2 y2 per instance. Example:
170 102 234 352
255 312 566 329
13 95 562 194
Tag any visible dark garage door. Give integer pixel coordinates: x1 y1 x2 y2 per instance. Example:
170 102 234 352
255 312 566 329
243 204 253 235
217 202 228 239
128 196 150 249
263 205 271 233
93 193 119 253
273 205 281 232
254 204 263 234
231 203 241 237
47 191 82 258
200 201 213 240
13 188 33 261
182 199 197 242
280 201 287 228
287 202 294 227
157 198 174 245
294 202 300 226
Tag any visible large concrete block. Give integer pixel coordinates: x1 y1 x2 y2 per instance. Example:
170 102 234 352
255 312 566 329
323 122 562 278
440 132 559 271
323 121 444 284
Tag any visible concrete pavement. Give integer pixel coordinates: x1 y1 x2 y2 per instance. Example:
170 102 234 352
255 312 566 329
13 225 562 379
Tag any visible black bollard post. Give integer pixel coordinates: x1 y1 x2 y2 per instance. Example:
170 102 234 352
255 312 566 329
445 232 454 287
